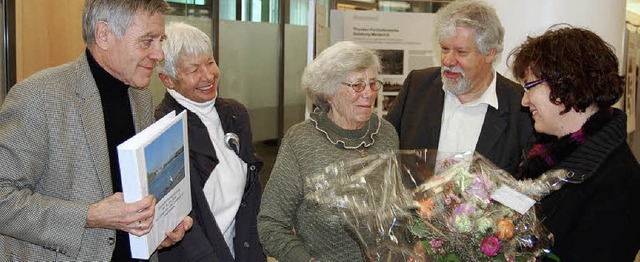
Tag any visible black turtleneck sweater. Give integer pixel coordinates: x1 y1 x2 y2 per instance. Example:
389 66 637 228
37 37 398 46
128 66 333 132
86 49 138 261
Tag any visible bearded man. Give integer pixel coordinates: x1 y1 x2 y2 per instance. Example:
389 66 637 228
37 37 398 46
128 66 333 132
385 0 532 174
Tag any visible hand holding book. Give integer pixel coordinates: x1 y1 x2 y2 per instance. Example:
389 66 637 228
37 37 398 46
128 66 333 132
117 110 193 259
158 216 193 249
85 193 155 236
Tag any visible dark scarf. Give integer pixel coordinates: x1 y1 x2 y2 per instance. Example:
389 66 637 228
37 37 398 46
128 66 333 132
517 108 614 179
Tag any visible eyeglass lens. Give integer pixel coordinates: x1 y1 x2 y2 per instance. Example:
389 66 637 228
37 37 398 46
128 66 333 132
347 80 383 92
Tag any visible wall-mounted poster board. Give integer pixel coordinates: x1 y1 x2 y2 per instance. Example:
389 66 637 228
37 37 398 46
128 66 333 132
331 10 438 116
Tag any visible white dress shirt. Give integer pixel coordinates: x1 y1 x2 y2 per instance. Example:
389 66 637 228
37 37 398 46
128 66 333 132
437 71 499 161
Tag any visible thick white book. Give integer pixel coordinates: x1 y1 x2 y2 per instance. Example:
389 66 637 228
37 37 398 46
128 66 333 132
117 110 192 259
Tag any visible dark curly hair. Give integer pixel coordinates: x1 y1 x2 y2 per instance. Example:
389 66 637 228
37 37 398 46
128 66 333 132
508 25 624 114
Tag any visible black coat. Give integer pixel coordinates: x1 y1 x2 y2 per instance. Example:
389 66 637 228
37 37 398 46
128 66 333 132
385 67 533 174
537 110 640 261
156 93 265 262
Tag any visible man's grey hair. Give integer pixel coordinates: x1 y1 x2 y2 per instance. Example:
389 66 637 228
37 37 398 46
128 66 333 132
436 0 504 55
302 41 381 111
157 22 213 80
82 0 171 45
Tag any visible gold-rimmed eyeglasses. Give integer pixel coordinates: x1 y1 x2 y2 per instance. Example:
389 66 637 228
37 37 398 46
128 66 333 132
341 79 384 93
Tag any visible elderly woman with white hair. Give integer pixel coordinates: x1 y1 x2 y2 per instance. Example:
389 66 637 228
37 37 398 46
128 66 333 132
257 41 399 262
155 22 265 262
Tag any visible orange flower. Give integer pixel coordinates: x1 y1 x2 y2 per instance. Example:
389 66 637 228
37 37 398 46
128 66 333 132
407 241 427 262
496 218 515 240
418 198 435 220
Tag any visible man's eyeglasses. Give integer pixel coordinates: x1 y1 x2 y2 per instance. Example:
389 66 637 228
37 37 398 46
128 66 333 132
523 79 545 92
341 79 384 93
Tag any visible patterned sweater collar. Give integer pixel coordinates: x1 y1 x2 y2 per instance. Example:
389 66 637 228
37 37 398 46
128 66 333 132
309 108 380 149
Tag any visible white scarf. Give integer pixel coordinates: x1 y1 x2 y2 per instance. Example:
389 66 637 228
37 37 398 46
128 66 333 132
168 89 247 258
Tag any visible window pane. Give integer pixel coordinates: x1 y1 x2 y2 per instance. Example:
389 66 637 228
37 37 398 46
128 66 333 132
220 0 237 20
167 0 206 5
236 0 279 23
219 20 279 142
289 0 308 25
283 23 307 134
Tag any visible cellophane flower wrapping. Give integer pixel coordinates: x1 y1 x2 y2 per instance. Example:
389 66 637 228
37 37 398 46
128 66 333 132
306 151 418 261
306 150 565 262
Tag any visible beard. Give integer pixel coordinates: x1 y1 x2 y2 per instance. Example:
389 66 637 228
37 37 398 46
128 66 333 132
441 66 472 95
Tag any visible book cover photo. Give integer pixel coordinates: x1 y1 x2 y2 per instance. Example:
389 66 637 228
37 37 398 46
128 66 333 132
117 110 192 259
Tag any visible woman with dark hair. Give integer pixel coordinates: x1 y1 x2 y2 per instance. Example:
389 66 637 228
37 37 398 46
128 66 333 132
510 26 640 261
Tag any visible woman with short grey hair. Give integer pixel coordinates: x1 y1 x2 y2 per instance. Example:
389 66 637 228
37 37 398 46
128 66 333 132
303 41 382 112
155 22 265 262
257 41 398 262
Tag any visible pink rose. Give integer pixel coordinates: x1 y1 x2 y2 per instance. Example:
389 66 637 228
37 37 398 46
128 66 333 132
480 236 500 257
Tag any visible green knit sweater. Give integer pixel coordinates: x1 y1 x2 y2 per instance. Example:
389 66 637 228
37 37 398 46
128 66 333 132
258 110 399 262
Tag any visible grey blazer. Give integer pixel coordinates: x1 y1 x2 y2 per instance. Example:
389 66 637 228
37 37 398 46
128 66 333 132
386 67 533 174
0 53 154 261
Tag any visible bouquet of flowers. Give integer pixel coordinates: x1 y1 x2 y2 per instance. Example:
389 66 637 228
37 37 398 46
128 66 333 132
306 150 572 261
411 152 554 261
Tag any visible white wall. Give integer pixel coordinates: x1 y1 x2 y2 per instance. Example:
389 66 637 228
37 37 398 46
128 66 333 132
484 0 627 80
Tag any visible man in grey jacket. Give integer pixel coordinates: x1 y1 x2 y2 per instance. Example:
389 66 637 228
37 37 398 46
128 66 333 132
0 1 191 261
